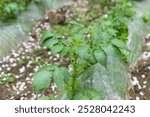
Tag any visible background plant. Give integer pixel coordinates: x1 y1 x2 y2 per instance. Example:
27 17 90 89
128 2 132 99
0 0 41 21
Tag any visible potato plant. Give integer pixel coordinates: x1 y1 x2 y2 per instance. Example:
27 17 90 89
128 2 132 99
32 0 135 100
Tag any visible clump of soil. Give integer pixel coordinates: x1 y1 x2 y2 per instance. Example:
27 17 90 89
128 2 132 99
129 34 150 100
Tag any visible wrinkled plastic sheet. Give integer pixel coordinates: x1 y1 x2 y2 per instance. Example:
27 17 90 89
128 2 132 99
0 0 68 58
77 56 129 100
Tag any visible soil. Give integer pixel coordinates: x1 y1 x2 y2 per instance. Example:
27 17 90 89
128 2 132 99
129 34 150 100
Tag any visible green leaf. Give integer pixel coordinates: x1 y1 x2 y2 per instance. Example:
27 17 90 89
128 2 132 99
41 31 53 43
111 39 127 49
85 53 96 64
51 44 63 55
103 44 123 59
53 67 65 90
37 64 52 72
60 67 70 83
75 45 89 58
107 28 118 36
73 92 90 100
85 88 104 100
32 70 52 92
6 76 15 83
42 38 58 48
94 50 107 67
60 47 70 56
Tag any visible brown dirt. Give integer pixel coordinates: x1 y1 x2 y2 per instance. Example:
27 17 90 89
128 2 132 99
129 34 150 100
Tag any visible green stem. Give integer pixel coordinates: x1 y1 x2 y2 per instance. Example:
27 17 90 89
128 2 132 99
71 54 78 100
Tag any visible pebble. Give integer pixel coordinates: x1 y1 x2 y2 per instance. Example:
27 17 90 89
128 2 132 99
7 67 11 71
11 63 17 67
20 97 24 100
16 57 20 61
9 58 14 63
16 91 20 95
143 81 147 84
136 96 140 100
26 77 30 81
16 82 21 88
27 91 31 94
24 86 27 89
10 96 14 100
13 53 19 57
132 77 142 89
12 84 17 91
29 73 33 77
19 82 26 91
142 74 145 78
2 64 5 68
15 75 20 79
1 72 4 75
19 66 25 74
29 37 35 42
143 85 146 88
139 92 144 96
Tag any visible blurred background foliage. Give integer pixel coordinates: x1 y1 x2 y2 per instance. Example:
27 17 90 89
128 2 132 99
0 0 41 21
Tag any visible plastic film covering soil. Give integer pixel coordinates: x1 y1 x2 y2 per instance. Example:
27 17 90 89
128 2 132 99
0 0 68 58
78 57 128 100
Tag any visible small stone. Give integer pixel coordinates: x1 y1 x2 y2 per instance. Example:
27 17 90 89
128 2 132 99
9 58 14 63
2 64 5 68
139 92 144 96
143 85 146 88
136 96 140 100
15 75 20 79
24 86 27 89
20 97 24 100
13 53 19 57
29 73 33 77
19 82 26 91
11 63 17 67
19 66 25 74
1 72 4 75
143 81 147 84
10 96 14 100
16 91 20 95
7 67 11 71
142 74 145 78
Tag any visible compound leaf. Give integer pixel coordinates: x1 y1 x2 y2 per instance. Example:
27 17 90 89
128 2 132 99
103 44 123 59
41 31 53 43
94 50 107 67
33 70 52 92
75 44 89 59
51 44 63 55
42 38 58 48
111 39 127 49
